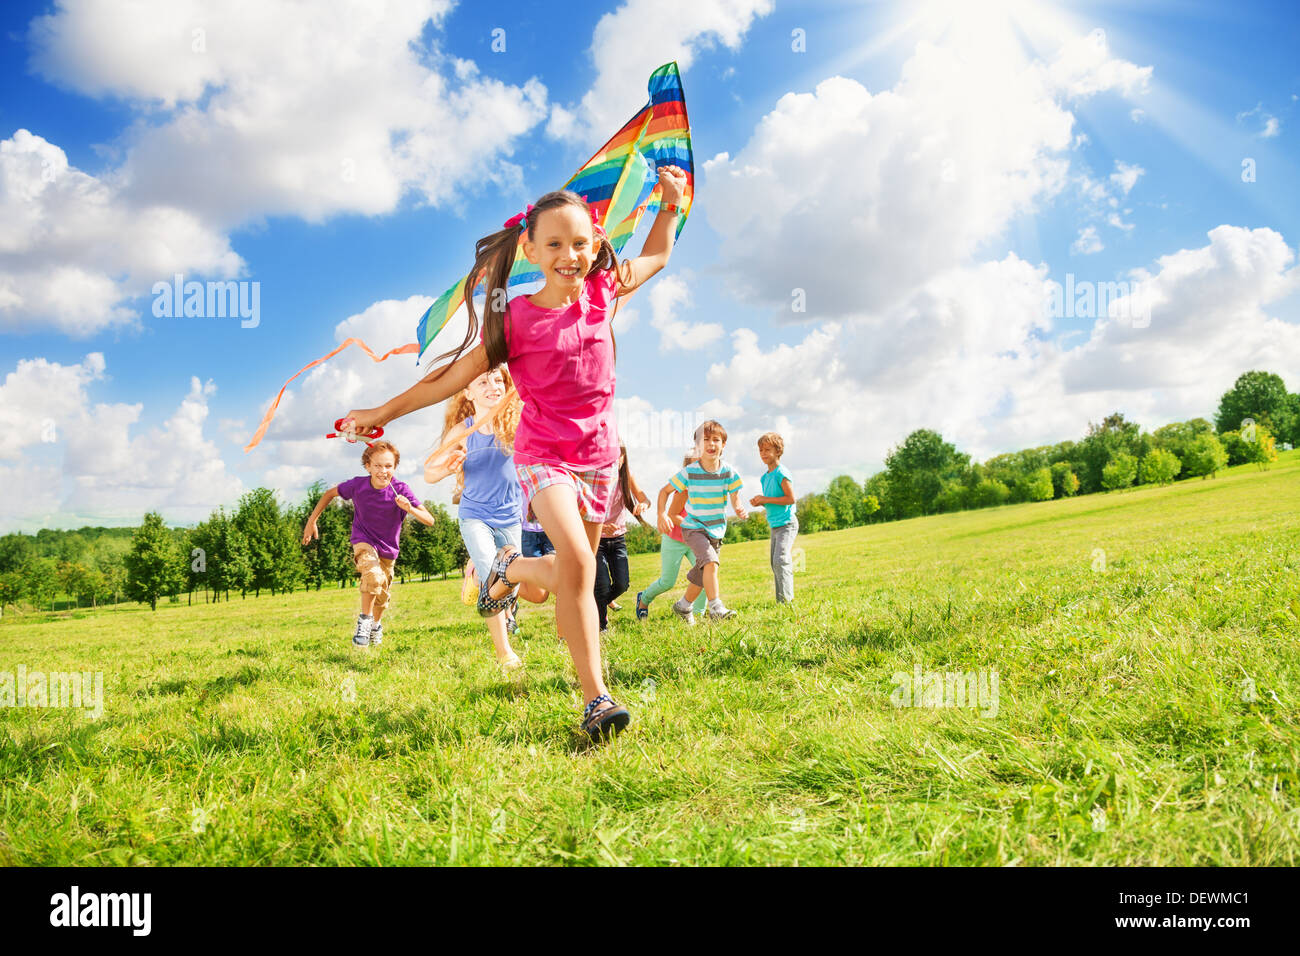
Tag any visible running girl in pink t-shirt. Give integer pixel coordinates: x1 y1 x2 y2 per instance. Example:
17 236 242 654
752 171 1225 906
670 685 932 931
342 164 688 740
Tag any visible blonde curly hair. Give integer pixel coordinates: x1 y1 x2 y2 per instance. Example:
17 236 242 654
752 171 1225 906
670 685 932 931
439 365 522 503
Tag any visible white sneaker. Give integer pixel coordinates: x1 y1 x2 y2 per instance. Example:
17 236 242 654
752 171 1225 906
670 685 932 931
707 606 736 621
370 622 383 646
352 616 372 647
671 601 695 626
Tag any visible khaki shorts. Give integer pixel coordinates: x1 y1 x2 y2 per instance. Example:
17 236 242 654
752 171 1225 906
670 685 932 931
682 528 723 587
353 543 396 614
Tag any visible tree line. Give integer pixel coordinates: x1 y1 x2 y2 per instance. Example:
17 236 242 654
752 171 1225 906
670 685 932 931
787 369 1293 533
0 370 1292 613
0 482 467 614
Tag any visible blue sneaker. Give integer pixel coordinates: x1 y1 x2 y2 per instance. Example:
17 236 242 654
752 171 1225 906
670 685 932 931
635 590 649 621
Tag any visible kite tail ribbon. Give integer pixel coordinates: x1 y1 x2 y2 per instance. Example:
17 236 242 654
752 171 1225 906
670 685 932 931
244 338 418 452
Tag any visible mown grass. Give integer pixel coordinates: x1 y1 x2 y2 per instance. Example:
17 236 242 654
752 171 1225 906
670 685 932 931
2 452 1298 865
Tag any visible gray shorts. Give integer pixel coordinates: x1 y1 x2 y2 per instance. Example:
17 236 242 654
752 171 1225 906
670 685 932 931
682 528 723 587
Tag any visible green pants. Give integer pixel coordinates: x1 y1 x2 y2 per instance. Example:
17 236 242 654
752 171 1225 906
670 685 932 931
640 536 708 611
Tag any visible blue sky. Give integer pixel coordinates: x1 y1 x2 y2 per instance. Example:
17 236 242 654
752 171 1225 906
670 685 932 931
2 0 1298 531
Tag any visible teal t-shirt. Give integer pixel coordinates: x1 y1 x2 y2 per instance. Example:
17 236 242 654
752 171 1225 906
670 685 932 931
760 465 794 527
669 460 743 536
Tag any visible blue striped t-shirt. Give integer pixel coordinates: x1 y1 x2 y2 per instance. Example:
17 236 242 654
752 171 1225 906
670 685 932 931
669 461 743 536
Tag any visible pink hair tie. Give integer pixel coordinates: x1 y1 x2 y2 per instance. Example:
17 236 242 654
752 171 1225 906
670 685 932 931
588 204 608 240
503 204 533 230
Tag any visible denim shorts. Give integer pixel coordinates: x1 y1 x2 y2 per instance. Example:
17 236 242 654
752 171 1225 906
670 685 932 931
458 518 521 579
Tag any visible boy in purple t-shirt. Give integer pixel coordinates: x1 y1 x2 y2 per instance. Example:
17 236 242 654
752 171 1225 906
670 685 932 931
302 440 434 648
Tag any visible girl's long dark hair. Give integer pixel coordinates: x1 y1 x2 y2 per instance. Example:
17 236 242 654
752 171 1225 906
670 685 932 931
618 444 652 529
428 190 627 379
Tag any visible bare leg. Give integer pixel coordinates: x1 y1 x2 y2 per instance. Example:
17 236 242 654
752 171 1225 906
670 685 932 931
360 591 376 615
683 563 719 603
485 610 516 661
504 484 607 704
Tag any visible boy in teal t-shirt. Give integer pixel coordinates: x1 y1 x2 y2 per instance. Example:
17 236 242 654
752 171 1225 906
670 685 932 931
750 432 798 603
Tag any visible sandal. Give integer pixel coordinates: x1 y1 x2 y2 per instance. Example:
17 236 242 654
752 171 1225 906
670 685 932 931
581 694 631 741
477 546 520 618
460 562 479 606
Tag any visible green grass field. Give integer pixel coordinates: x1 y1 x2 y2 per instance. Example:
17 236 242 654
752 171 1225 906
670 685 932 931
3 453 1298 866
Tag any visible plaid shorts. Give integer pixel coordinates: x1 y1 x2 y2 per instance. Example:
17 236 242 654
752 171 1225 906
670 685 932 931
517 462 620 524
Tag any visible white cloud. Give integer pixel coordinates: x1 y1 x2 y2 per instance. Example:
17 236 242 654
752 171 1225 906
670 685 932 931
0 351 106 459
10 1 550 335
1045 28 1152 98
1109 160 1144 195
1061 225 1300 396
242 294 451 508
0 130 241 334
1072 226 1103 255
702 24 1151 321
549 0 774 143
696 227 1300 483
1236 103 1280 139
0 355 245 529
27 0 549 229
647 275 723 351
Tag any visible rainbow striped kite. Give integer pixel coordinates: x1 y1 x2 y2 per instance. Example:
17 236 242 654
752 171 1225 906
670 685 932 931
415 61 694 361
245 62 693 452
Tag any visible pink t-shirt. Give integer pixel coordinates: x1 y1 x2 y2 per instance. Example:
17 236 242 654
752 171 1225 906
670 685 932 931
502 269 621 470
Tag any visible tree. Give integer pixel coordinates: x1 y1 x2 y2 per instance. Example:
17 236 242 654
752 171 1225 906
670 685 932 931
825 475 865 529
233 488 303 596
124 512 185 611
884 429 970 518
796 494 836 533
1151 418 1213 480
0 534 33 576
1101 453 1138 491
1138 448 1180 485
859 493 880 522
1018 467 1054 502
1077 413 1141 493
27 559 58 612
1182 433 1228 479
968 478 1010 509
57 560 92 608
0 572 25 615
1214 370 1289 433
1221 425 1277 467
1050 462 1079 498
1281 393 1300 447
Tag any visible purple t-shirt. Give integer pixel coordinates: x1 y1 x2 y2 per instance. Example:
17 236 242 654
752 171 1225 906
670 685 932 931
337 476 420 560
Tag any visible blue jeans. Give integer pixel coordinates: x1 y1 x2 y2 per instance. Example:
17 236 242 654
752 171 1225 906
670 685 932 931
458 518 521 587
521 528 554 558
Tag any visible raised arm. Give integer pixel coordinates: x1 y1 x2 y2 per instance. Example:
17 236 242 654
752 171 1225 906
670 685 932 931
344 343 489 435
616 166 688 298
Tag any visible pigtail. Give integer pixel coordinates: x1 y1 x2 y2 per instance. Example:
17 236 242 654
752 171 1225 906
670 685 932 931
428 190 629 378
428 227 518 380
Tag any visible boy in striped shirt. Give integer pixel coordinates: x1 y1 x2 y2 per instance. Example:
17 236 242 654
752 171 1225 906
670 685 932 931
666 420 747 624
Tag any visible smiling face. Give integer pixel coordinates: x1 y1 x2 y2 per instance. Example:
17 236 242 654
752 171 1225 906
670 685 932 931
758 441 779 468
466 368 506 409
523 204 600 289
700 429 725 462
366 449 396 489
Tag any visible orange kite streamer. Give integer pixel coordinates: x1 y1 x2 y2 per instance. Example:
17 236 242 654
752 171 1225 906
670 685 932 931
243 338 418 452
